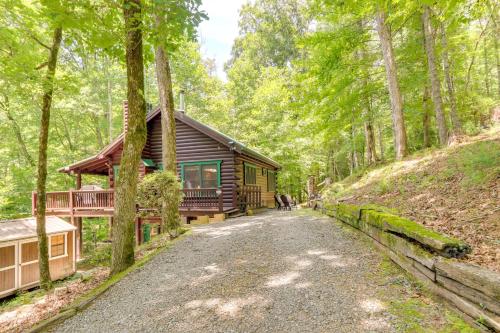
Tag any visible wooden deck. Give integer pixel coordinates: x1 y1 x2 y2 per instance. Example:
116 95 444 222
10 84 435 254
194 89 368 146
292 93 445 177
32 188 251 218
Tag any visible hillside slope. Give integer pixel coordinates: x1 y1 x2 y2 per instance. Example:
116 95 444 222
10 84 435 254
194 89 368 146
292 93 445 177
324 127 500 272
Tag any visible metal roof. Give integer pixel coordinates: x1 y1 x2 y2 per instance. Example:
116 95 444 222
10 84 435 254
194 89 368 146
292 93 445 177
0 216 76 243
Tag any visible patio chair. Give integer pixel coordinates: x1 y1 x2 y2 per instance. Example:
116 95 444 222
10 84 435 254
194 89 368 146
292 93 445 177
286 195 296 209
275 194 284 210
280 195 292 211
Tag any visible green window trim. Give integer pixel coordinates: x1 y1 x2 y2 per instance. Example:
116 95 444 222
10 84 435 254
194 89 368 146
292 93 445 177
180 160 222 188
142 158 156 167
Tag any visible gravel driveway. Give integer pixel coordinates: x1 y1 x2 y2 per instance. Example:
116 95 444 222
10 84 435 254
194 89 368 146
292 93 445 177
52 210 469 333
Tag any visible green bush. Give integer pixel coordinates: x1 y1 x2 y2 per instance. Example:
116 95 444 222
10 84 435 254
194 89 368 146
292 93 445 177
80 243 112 267
136 171 183 237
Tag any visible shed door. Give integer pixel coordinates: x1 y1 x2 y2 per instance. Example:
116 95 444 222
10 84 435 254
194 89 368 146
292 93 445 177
0 243 18 295
19 239 39 288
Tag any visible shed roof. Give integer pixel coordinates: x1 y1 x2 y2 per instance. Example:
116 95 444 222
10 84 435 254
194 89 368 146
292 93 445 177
0 216 76 243
59 107 280 175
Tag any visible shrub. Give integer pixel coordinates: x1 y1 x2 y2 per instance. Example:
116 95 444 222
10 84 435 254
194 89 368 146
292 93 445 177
136 171 183 237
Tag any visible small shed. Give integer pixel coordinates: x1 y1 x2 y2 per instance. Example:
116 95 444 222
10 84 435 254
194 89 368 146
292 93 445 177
0 216 76 298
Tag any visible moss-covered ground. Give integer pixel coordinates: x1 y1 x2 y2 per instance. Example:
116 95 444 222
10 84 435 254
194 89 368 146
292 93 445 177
372 257 480 333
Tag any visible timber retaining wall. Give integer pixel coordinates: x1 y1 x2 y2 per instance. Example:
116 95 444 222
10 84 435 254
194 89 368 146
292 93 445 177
319 201 500 332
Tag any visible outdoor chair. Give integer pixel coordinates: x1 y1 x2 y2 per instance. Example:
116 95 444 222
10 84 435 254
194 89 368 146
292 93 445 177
286 195 296 209
280 195 292 211
275 194 284 210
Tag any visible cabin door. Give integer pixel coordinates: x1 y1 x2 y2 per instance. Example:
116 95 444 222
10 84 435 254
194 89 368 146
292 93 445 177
19 239 40 288
0 242 18 296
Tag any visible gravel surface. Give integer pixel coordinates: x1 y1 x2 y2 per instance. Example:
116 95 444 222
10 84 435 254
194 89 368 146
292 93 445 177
51 210 460 333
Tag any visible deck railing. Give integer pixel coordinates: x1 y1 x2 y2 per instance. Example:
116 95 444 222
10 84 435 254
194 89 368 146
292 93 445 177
33 187 224 215
180 188 223 212
32 189 115 215
239 185 262 210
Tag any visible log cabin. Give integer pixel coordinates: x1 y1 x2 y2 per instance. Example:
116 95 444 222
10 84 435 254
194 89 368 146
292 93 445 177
0 216 76 298
32 102 280 252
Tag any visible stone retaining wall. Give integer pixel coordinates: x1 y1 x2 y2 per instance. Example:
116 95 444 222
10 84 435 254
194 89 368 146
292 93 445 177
319 202 500 332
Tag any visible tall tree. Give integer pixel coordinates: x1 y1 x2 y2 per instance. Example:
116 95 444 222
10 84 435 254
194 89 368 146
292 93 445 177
152 0 205 236
36 26 63 290
422 85 432 148
375 9 408 159
111 0 147 275
422 5 448 145
154 16 178 235
440 23 462 135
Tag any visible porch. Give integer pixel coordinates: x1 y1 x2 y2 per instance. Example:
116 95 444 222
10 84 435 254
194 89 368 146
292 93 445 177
31 186 264 218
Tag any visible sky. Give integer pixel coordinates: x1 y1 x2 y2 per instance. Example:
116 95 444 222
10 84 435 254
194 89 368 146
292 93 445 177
198 0 249 80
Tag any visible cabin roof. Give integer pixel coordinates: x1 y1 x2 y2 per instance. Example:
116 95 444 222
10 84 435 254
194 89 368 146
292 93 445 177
59 107 280 174
0 216 76 243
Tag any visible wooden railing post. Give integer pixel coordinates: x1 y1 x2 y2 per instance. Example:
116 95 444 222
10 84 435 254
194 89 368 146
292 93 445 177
69 189 74 219
258 186 262 207
218 187 223 212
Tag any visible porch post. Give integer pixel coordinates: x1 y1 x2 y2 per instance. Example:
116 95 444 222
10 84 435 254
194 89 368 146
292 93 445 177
75 171 82 259
218 187 223 213
76 171 82 190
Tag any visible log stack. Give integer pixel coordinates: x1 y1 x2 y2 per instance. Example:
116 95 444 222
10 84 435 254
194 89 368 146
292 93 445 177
322 202 500 332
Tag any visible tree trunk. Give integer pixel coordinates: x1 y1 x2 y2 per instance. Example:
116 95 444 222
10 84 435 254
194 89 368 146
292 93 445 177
0 95 35 167
105 56 113 143
375 9 408 159
356 21 378 166
495 31 500 98
484 40 491 96
377 123 384 162
36 26 62 290
364 122 377 165
422 5 448 146
440 23 462 135
154 12 180 237
423 86 432 148
111 0 147 275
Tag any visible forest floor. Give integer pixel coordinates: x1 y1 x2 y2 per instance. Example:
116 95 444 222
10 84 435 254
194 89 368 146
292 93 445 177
325 126 499 272
51 210 475 333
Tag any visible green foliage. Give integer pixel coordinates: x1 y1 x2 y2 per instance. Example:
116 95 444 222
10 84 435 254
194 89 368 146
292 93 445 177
446 141 500 187
83 218 110 253
0 0 498 218
79 244 112 268
136 171 183 236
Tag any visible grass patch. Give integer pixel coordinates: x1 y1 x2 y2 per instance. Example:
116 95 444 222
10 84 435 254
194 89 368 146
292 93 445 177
438 313 480 333
78 243 112 270
446 140 500 187
0 289 45 312
389 298 427 331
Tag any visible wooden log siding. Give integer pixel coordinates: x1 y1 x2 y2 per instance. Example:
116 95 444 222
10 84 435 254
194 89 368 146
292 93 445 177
235 157 277 208
145 115 236 208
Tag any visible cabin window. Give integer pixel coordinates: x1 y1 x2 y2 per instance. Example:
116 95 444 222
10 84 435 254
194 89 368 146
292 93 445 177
244 163 257 185
267 170 276 192
50 234 66 258
181 161 221 189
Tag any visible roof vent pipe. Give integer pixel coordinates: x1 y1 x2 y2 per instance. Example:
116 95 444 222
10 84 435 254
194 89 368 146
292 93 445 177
179 89 185 113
